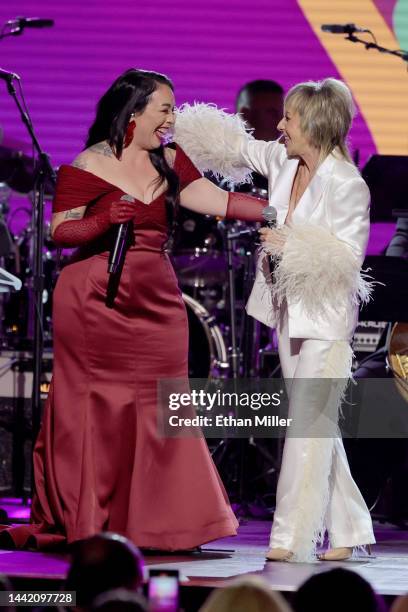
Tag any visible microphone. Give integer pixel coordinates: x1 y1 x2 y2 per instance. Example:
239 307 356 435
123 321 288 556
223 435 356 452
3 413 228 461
0 68 20 82
262 205 277 229
11 17 54 28
108 195 135 275
261 206 278 279
321 23 369 34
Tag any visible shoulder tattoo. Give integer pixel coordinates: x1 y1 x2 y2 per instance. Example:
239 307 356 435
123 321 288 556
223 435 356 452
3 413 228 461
72 157 88 170
88 142 114 158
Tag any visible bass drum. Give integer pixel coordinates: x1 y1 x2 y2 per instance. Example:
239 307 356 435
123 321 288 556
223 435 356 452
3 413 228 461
183 293 229 380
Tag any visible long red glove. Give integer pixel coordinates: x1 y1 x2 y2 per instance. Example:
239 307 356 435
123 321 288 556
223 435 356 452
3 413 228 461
53 198 137 248
225 191 266 222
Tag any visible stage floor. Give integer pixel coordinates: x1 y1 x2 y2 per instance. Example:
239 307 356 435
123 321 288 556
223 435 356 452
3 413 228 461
0 517 407 598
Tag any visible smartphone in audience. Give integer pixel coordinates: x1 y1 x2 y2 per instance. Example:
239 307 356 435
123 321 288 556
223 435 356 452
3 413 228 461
148 568 180 612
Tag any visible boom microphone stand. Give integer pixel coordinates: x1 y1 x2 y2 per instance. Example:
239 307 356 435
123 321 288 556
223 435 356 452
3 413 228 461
213 222 275 517
0 69 56 444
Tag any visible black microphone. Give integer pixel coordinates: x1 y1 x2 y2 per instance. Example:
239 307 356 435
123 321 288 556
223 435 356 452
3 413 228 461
321 23 369 34
108 195 135 275
0 68 20 82
12 17 54 28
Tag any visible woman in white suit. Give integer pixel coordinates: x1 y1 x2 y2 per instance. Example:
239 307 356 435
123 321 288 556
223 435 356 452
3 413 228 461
245 79 375 562
174 78 375 562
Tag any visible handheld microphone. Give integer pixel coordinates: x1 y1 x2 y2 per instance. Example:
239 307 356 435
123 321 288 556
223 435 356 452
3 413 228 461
321 23 369 34
261 205 278 280
262 205 277 229
10 17 54 29
108 195 135 275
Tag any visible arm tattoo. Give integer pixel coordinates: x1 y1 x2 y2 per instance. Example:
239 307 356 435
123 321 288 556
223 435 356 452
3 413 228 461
89 142 114 157
64 210 83 220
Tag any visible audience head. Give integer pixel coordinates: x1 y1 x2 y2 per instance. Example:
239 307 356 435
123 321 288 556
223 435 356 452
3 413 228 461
65 533 144 610
293 567 385 612
200 575 292 612
236 79 284 141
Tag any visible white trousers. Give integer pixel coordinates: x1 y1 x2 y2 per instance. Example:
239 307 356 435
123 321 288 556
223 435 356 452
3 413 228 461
269 310 375 561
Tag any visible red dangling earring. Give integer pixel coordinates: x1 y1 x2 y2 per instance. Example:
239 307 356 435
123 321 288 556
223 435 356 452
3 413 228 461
124 121 136 148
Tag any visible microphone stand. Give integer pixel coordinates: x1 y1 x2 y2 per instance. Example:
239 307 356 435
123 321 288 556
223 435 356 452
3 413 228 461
345 33 408 63
215 222 274 517
0 20 25 40
1 72 56 448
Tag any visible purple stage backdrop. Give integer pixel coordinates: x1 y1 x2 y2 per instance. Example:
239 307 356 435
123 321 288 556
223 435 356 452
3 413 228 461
0 0 403 251
0 0 376 166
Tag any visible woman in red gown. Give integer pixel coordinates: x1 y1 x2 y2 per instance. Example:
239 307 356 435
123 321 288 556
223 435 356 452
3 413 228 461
1 69 265 550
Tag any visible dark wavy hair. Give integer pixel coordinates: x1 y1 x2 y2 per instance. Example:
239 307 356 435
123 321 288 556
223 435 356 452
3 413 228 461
85 68 179 248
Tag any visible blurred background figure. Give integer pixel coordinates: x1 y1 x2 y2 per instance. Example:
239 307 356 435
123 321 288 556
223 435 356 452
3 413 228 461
223 79 284 195
199 575 293 612
236 79 284 141
65 533 144 612
293 568 385 612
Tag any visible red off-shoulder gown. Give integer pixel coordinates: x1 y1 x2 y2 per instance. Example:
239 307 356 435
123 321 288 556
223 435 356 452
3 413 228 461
2 146 238 550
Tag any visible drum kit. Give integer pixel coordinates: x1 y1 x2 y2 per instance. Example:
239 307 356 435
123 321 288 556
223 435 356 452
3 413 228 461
0 145 56 349
173 194 273 381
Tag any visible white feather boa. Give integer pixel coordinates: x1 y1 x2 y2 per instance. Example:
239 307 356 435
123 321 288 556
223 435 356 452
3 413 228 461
174 102 253 184
264 224 373 318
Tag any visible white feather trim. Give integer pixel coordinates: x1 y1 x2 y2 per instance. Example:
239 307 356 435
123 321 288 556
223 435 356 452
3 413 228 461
174 102 254 185
265 224 374 319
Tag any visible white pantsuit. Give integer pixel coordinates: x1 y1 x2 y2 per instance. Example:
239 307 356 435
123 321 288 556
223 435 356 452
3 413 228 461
241 139 376 561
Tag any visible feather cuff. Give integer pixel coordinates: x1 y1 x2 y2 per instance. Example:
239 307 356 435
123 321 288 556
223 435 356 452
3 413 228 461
266 224 373 318
174 102 253 184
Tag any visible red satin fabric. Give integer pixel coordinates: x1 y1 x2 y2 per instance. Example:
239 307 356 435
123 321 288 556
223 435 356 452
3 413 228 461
1 146 238 550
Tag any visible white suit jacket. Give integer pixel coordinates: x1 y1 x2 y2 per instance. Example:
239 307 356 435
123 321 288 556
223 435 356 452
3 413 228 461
242 140 371 341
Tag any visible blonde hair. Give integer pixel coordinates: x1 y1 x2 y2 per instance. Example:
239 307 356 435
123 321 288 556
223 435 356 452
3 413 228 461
285 78 355 164
199 576 293 612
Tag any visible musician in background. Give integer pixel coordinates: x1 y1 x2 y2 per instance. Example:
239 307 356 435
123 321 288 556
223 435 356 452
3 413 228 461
233 79 284 195
236 79 284 141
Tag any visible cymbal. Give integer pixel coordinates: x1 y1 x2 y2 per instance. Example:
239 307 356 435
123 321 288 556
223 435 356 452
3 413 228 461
0 145 54 194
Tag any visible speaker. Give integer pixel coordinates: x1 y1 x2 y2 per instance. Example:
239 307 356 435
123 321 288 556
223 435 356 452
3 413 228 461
0 351 52 494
